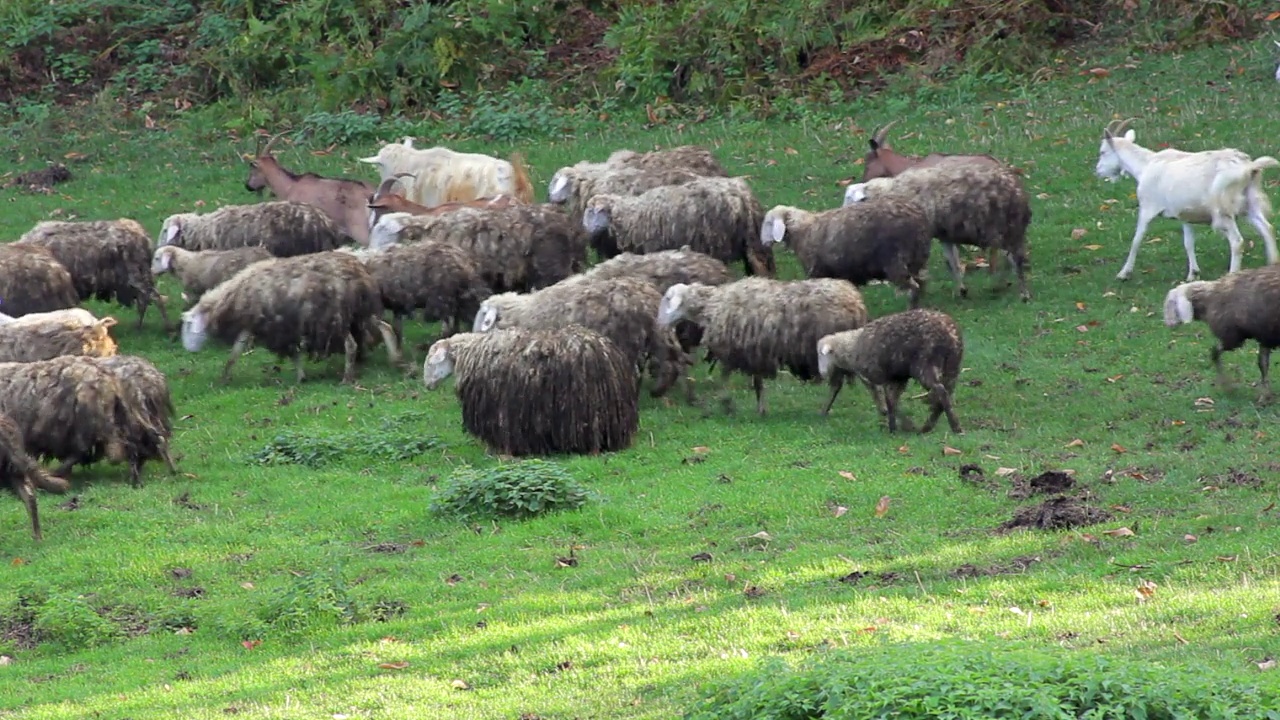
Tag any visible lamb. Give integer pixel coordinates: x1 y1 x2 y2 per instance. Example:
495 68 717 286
583 176 776 277
1094 119 1280 281
1163 263 1280 403
473 276 689 399
816 308 964 434
338 242 492 343
0 356 161 484
656 278 870 415
423 326 640 456
358 138 535 207
369 204 587 293
761 199 932 309
0 244 82 317
151 245 274 306
548 164 708 226
17 218 171 330
158 201 346 258
91 355 179 480
844 161 1033 301
0 411 68 541
0 316 119 363
180 251 402 384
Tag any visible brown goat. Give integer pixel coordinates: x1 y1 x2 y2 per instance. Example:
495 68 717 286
366 174 521 230
244 135 377 247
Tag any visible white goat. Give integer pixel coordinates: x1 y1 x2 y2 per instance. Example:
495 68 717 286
1094 119 1280 282
1274 41 1280 83
357 139 533 207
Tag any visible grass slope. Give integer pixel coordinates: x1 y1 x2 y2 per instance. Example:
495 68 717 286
1 44 1279 719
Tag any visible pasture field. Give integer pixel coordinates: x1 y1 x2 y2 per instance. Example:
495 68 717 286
1 43 1279 719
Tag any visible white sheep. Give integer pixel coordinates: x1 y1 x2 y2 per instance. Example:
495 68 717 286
0 307 101 327
1094 119 1280 281
358 139 534 207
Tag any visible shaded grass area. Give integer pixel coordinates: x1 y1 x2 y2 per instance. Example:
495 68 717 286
0 42 1279 719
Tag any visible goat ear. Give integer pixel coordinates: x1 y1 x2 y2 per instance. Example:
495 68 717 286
1123 129 1135 141
868 139 880 153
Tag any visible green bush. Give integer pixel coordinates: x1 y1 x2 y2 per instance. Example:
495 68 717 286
256 568 366 636
248 411 442 468
685 640 1280 720
31 593 122 651
430 459 594 520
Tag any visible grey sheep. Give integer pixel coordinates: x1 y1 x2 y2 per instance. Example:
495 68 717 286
0 244 80 317
583 176 776 277
548 164 709 225
158 201 346 257
17 218 171 331
423 326 640 456
607 145 728 176
817 308 964 434
339 242 492 343
0 355 162 485
761 199 932 309
369 203 587 293
846 162 1033 301
474 276 690 399
657 277 870 415
91 355 179 480
0 411 69 541
151 245 273 306
0 316 119 363
1164 263 1280 403
180 251 402 384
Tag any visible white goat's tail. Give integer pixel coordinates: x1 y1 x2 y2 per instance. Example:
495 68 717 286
1208 156 1280 217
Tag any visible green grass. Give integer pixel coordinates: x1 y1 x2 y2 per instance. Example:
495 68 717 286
2 42 1280 719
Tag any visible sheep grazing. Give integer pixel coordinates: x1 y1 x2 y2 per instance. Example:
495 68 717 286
474 276 689 399
370 204 587 293
423 326 640 456
761 199 932 309
1163 263 1280 402
366 174 520 230
583 176 776 277
548 164 708 225
0 316 119 363
0 356 161 484
158 201 346 258
0 243 83 318
358 138 535 207
845 161 1033 301
338 242 492 343
244 140 378 246
91 355 178 479
816 308 964 434
0 411 67 541
180 251 401 384
656 278 869 415
151 245 274 306
1095 119 1280 282
16 218 171 330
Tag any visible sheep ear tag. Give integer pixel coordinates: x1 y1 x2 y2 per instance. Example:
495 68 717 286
770 217 786 243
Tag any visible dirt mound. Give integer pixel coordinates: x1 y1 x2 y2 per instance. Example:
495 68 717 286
1008 470 1075 499
951 554 1041 578
1000 496 1111 532
3 164 71 194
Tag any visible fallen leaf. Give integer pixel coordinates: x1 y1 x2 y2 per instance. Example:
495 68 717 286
1083 244 1103 251
1106 374 1124 383
11 558 23 566
690 552 713 562
874 496 891 518
378 661 410 670
995 467 1018 476
1135 579 1157 602
724 573 736 584
1184 534 1197 543
1111 443 1127 453
1110 505 1132 513
833 505 848 518
445 574 463 586
1258 658 1277 671
451 679 470 690
1064 438 1085 448
897 445 910 454
838 470 856 480
692 446 710 453
1088 67 1111 78
784 147 799 155
1268 11 1280 21
1071 228 1088 240
1102 527 1135 537
943 446 962 456
1216 555 1238 562
1171 420 1185 426
1262 502 1276 513
0 655 12 665
241 640 261 650
1194 397 1215 407
1075 302 1087 311
240 582 254 590
1075 324 1089 333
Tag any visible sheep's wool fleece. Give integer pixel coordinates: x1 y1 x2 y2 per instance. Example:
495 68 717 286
0 320 117 363
17 219 156 307
0 245 80 317
831 308 963 387
450 327 640 456
357 241 491 324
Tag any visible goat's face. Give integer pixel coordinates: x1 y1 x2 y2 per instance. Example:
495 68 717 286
657 284 689 327
1163 285 1197 327
861 146 894 182
151 246 175 275
1095 136 1125 182
244 160 268 193
422 339 455 390
180 309 209 352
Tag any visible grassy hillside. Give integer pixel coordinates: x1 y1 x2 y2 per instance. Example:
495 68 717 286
1 41 1279 719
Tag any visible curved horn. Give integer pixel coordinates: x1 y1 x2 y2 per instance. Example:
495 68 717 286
261 131 288 156
871 120 899 146
393 172 417 180
373 177 405 201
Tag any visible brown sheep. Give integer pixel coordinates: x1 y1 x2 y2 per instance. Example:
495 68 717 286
0 244 80 317
0 316 119 363
91 355 179 480
0 411 68 541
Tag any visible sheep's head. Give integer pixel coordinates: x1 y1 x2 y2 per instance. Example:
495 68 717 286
657 283 692 327
151 246 177 275
760 207 793 248
368 212 412 250
473 302 501 333
816 334 839 380
1096 120 1135 182
1163 283 1200 327
180 308 209 352
843 182 869 206
582 195 618 236
548 170 575 204
158 216 187 247
423 338 456 390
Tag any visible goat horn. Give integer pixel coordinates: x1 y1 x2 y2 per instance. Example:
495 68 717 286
393 172 417 180
261 131 288 156
871 120 899 145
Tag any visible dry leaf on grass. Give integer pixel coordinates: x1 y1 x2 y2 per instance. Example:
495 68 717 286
1111 443 1128 453
943 446 962 456
838 470 856 480
1101 527 1135 537
995 467 1018 476
874 496 891 518
833 505 848 518
378 661 410 670
1064 439 1085 448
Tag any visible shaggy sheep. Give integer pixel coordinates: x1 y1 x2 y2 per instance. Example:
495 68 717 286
338 242 492 343
845 162 1033 301
151 245 274 305
91 355 178 480
474 276 689 399
0 411 67 541
548 164 708 226
0 316 119 363
1163 263 1280 402
816 308 964 434
0 307 101 327
0 244 81 317
423 326 640 456
17 218 171 330
180 251 402 384
0 356 161 484
158 201 346 257
369 203 587 293
583 176 776 277
761 199 932 309
656 277 870 415
607 145 728 176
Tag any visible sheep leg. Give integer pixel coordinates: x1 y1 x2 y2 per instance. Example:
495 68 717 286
919 372 962 434
15 478 40 541
1258 347 1274 405
375 319 404 368
50 455 82 479
860 377 888 416
294 355 308 384
149 290 173 333
753 375 768 416
220 331 252 384
1180 223 1201 282
820 376 844 416
1010 249 1032 302
882 381 907 432
903 276 923 309
1117 208 1158 280
341 333 359 384
941 243 967 297
1210 345 1236 390
129 460 143 489
161 444 178 474
392 313 405 347
1245 193 1279 264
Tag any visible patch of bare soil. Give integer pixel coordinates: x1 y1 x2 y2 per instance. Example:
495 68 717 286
951 555 1042 578
1008 470 1075 500
1000 496 1111 532
0 611 39 650
3 164 71 194
1204 468 1265 489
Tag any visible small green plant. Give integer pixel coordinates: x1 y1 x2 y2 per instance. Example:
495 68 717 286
256 568 366 636
31 593 122 651
249 412 442 468
430 459 594 520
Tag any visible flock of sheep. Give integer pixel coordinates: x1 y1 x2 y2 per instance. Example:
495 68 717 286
3 116 1280 542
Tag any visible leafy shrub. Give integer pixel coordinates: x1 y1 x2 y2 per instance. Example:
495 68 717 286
430 459 593 520
31 593 121 651
256 568 365 636
249 411 442 468
685 640 1280 720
